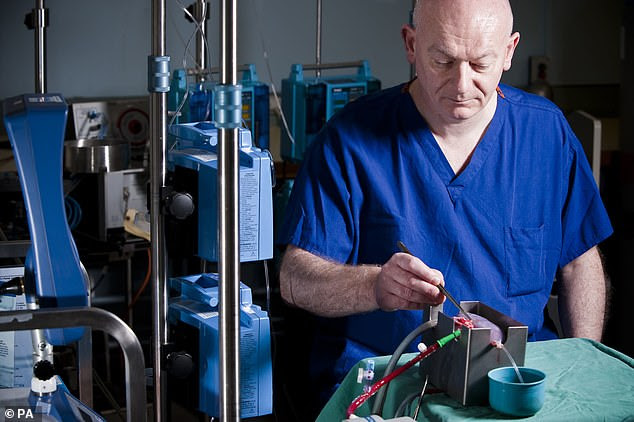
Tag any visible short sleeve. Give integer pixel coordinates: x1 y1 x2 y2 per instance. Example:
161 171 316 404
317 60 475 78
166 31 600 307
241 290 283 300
277 127 355 263
559 123 613 268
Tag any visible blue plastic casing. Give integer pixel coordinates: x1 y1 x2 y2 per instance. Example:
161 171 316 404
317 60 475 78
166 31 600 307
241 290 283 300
168 273 273 418
239 65 270 149
280 60 381 162
28 377 105 421
167 122 273 262
3 94 88 345
167 64 270 148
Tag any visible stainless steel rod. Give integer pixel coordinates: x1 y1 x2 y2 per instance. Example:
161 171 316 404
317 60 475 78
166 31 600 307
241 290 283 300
195 0 207 82
34 0 46 93
150 0 168 420
219 0 241 420
410 0 416 80
302 60 365 71
186 60 364 77
315 0 322 78
186 63 250 76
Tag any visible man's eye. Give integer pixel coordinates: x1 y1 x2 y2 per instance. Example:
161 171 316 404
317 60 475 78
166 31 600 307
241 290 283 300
472 63 490 71
434 60 452 66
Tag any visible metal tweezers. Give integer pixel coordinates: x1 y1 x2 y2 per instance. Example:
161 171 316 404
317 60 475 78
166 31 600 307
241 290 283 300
397 240 473 321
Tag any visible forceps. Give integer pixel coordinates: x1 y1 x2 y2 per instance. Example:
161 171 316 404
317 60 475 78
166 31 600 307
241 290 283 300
397 240 473 321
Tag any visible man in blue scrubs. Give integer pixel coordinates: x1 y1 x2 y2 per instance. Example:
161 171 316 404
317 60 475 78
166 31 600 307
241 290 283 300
277 0 612 417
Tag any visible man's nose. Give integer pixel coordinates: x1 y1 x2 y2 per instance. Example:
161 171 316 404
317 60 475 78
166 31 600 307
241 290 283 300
452 62 472 94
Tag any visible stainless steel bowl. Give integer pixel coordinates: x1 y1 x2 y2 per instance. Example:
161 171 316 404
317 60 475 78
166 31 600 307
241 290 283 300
64 138 130 173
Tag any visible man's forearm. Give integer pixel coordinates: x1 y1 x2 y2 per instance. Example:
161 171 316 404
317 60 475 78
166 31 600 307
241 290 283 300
279 245 381 317
558 246 607 341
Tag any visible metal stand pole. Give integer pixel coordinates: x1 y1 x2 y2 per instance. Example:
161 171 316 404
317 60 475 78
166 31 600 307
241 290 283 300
410 0 416 80
195 0 208 82
150 0 169 420
34 0 46 94
218 0 240 420
315 0 322 78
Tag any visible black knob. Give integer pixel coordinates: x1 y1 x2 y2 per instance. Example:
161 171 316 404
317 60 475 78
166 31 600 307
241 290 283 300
167 192 195 220
33 359 55 381
0 277 25 295
166 351 194 379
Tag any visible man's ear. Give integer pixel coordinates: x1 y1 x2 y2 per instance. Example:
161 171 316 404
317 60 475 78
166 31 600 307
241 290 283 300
401 24 417 65
503 31 520 71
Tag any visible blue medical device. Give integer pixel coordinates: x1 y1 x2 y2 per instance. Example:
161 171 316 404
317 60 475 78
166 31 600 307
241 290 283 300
168 273 273 418
168 64 270 148
3 93 88 345
280 60 381 162
28 376 105 421
168 122 274 262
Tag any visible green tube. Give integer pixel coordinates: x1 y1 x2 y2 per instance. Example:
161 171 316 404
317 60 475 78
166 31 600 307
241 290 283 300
437 329 462 347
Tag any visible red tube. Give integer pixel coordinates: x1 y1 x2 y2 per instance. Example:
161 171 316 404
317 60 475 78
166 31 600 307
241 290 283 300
346 342 440 417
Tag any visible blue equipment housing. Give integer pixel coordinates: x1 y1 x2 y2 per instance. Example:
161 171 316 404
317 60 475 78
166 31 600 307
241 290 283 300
168 122 274 262
168 64 270 148
280 60 381 162
2 94 88 345
28 377 105 421
168 273 273 418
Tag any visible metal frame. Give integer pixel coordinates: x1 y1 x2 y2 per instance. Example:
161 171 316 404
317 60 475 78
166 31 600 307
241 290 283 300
149 0 241 419
217 1 241 419
0 307 147 422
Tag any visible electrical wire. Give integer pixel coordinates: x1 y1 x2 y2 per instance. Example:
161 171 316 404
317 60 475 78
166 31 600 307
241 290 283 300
64 196 83 230
263 259 270 314
394 391 419 418
168 0 215 130
128 249 152 309
250 0 296 146
346 329 461 418
90 265 110 297
372 318 437 415
93 368 126 422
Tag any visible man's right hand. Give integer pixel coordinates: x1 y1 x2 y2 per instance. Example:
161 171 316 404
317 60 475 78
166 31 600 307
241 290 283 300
374 252 446 311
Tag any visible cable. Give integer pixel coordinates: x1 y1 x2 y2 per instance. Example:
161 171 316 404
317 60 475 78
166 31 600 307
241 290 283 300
91 265 110 297
372 318 437 415
346 329 461 418
93 368 125 422
64 196 83 230
128 249 152 309
250 0 296 146
168 0 215 130
394 391 419 418
263 259 271 314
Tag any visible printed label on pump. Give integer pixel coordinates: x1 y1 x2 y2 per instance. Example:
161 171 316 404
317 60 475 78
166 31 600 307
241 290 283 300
240 170 259 260
0 267 30 388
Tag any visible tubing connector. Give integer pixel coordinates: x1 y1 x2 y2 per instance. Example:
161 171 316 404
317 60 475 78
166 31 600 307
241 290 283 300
437 329 462 348
213 84 242 128
148 56 171 93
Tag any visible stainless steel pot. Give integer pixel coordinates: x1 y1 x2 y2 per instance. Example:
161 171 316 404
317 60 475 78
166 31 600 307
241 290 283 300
64 138 130 173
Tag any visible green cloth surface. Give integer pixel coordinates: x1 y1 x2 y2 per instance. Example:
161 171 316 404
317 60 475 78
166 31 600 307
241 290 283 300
317 338 634 421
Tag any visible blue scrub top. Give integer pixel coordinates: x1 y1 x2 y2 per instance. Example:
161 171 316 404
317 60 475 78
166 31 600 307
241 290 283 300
279 83 613 397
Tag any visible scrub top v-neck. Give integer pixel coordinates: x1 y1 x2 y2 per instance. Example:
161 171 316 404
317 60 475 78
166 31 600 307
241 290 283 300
406 91 508 205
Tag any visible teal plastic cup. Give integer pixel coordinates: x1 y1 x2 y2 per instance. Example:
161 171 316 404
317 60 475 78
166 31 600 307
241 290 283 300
488 367 546 417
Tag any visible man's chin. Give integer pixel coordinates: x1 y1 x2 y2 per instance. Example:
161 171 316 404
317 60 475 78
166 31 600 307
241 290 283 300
445 106 478 121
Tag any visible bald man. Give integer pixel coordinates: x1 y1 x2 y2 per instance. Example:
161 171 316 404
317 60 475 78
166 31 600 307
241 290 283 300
277 0 612 417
